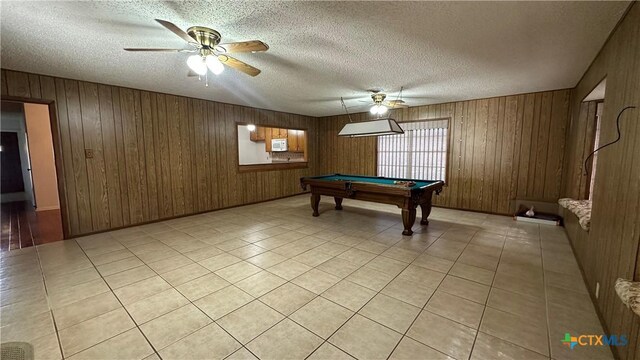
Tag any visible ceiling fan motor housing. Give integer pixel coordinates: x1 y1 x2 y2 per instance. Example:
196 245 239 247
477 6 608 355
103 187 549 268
187 26 221 48
372 93 387 104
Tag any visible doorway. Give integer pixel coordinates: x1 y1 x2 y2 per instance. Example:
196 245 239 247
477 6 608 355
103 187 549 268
1 100 63 250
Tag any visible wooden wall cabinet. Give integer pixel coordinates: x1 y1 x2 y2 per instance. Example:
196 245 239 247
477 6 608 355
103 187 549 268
249 126 266 142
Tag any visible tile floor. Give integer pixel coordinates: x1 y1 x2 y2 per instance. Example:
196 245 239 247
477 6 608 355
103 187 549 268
0 195 613 360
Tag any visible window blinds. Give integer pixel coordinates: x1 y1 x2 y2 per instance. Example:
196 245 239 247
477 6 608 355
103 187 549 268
377 119 449 181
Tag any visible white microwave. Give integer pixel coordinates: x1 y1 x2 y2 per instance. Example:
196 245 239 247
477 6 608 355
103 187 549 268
271 139 288 152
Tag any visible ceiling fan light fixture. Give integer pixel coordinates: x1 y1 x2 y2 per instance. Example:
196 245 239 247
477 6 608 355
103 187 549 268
205 54 225 75
370 104 389 115
187 54 207 75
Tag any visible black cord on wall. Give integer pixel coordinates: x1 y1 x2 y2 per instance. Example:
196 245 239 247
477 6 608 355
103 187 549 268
584 105 636 176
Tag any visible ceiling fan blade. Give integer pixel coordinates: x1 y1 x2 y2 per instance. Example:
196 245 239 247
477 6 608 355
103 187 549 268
218 55 261 76
187 70 199 77
215 41 269 53
124 48 195 52
385 100 408 108
155 19 198 44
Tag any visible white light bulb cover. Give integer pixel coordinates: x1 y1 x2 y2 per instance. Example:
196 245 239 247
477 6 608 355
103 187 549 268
247 124 256 131
370 105 379 114
379 105 389 114
187 55 207 75
206 55 224 75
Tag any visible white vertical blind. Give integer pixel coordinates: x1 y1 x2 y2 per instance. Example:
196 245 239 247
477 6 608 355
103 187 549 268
377 119 449 181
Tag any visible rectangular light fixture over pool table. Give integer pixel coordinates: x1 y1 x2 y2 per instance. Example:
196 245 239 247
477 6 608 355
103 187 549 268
338 118 404 137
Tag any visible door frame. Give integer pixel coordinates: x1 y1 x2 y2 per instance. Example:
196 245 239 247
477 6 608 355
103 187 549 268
2 96 70 239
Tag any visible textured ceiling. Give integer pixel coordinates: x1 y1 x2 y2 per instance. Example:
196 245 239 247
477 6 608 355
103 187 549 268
0 1 629 117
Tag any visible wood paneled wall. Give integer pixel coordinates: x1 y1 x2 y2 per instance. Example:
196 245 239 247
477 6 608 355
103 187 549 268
319 89 572 215
561 3 640 359
1 69 318 237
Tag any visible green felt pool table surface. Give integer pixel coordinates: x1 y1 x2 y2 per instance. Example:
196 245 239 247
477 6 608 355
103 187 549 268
307 174 438 190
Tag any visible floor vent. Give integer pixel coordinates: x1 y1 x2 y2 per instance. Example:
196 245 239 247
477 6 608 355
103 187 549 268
1 342 34 360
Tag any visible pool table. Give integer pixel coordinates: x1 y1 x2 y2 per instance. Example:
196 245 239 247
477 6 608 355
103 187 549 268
300 174 444 236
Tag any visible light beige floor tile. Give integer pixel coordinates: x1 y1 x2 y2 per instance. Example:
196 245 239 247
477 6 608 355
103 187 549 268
53 291 121 330
259 282 316 315
381 277 436 307
359 294 421 333
492 272 544 299
96 257 145 277
147 254 193 274
449 262 495 286
48 279 110 309
480 307 549 356
235 271 287 297
390 337 454 360
88 249 134 266
366 256 407 276
293 249 334 267
126 288 189 324
470 332 548 360
67 328 154 360
198 253 242 271
329 314 402 360
114 276 172 305
216 239 251 251
337 248 377 266
321 280 376 311
217 300 284 344
182 246 223 262
316 257 360 278
267 259 313 280
407 310 476 360
229 244 269 260
438 275 491 304
226 347 259 360
215 261 263 283
59 308 135 357
140 304 212 350
314 241 351 256
381 247 421 263
103 265 156 289
160 263 210 286
194 285 254 320
175 273 230 301
292 268 341 294
44 267 102 291
426 291 484 329
0 296 50 327
0 311 56 342
247 319 323 359
29 332 63 360
290 296 353 339
308 342 355 360
345 266 395 291
397 265 446 288
246 251 287 268
487 287 546 319
159 323 241 360
412 254 454 273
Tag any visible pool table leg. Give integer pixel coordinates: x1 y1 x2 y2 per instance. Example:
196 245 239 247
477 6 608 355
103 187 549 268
311 194 321 217
334 197 343 210
401 208 416 236
420 203 432 225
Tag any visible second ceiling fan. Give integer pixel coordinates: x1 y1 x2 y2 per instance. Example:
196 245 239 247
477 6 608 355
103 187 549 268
125 19 268 77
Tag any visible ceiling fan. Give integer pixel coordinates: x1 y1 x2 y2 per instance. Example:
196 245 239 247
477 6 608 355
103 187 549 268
363 88 409 115
124 19 268 77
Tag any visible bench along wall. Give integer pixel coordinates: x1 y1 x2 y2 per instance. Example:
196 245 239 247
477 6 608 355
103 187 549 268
1 69 319 237
561 3 640 359
318 89 572 215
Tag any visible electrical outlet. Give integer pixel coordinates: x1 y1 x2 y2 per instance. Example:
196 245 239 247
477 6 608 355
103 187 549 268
595 282 600 299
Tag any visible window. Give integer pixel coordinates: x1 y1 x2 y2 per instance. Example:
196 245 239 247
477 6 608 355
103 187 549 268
587 101 603 199
377 119 449 181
